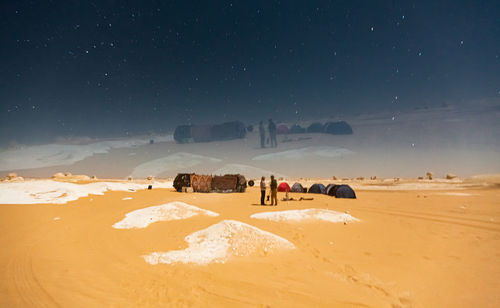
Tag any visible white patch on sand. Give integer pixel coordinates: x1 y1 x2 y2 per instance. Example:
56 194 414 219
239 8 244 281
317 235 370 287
143 220 295 265
122 197 133 200
130 152 221 178
440 192 474 196
250 209 359 223
252 146 353 161
212 163 287 179
0 180 172 204
0 135 173 171
112 202 219 229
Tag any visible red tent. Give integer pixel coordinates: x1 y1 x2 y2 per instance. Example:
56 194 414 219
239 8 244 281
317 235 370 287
278 182 291 192
276 124 290 134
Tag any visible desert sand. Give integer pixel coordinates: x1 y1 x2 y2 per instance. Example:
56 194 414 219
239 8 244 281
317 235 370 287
1 178 499 308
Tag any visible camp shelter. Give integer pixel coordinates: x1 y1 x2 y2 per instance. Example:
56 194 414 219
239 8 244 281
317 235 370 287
307 122 324 133
290 124 306 134
324 121 353 135
308 183 326 194
173 121 247 144
325 184 339 196
276 124 290 134
291 182 304 192
211 121 246 141
191 174 212 192
335 185 357 199
173 173 192 192
211 175 238 192
278 182 291 192
191 124 213 142
173 125 192 143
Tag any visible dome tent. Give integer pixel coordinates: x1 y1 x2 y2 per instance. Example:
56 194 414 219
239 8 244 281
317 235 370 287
278 182 291 192
307 122 324 133
276 124 290 134
308 183 326 194
325 184 339 196
324 121 353 135
335 185 356 199
290 124 306 134
291 182 304 192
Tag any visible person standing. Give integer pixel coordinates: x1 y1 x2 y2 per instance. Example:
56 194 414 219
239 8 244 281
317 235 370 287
270 175 278 206
268 119 277 148
260 176 266 205
259 121 266 148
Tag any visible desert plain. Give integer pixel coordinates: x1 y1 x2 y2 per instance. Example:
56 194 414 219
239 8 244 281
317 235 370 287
0 176 499 308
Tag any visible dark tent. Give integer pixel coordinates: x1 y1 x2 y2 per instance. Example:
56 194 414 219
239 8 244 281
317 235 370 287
307 122 324 133
173 125 192 143
290 124 306 134
211 121 246 141
335 185 357 199
291 182 304 192
308 183 326 194
324 121 353 135
325 184 340 196
278 182 291 192
173 173 192 192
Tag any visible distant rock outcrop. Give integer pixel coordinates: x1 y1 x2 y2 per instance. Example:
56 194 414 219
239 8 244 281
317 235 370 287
446 173 458 180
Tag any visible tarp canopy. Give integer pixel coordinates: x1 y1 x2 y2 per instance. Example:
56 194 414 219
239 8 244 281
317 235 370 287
324 121 353 135
291 182 304 192
335 185 356 199
308 183 326 194
278 182 291 192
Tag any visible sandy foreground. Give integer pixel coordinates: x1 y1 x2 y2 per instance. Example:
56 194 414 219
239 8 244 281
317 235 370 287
0 179 499 307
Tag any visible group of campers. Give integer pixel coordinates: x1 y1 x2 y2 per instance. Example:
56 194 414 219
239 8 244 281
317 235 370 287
258 176 357 205
259 175 279 205
172 173 356 203
259 119 278 148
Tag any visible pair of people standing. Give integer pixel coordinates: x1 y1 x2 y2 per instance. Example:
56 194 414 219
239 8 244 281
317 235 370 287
259 119 277 148
260 175 278 206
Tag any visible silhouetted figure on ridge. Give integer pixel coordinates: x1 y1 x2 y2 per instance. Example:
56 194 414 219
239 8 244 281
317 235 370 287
268 119 277 148
259 121 266 148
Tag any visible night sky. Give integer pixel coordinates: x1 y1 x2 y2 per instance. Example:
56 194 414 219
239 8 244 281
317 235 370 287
1 1 498 144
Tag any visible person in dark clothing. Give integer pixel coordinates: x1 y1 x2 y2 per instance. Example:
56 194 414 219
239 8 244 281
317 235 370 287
260 176 266 205
259 121 266 148
270 175 278 205
268 119 277 148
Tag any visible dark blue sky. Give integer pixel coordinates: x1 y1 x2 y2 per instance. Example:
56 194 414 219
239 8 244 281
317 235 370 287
0 1 498 144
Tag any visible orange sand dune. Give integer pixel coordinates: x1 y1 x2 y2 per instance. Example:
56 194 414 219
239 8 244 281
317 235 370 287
0 183 499 307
